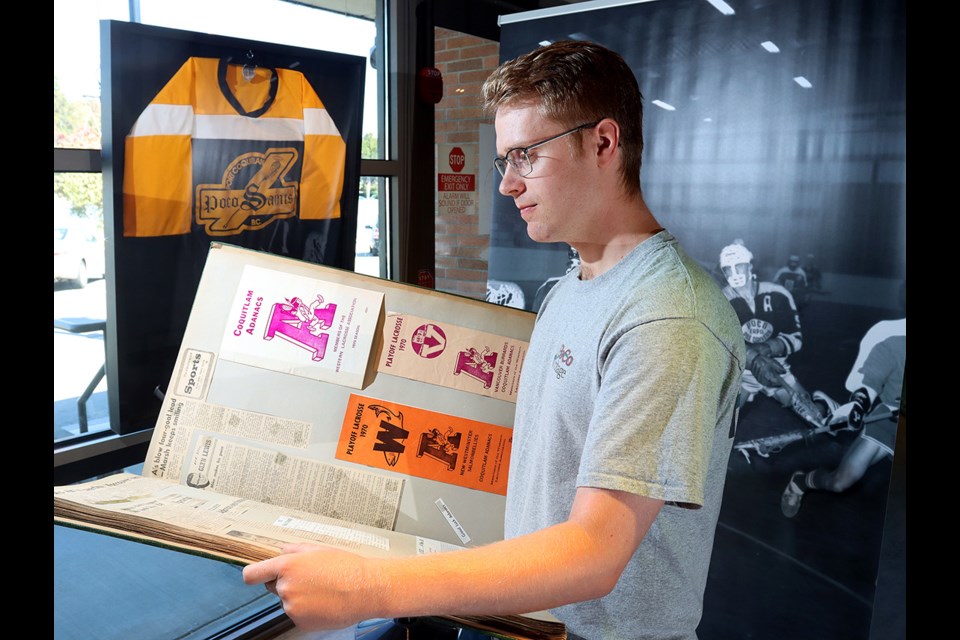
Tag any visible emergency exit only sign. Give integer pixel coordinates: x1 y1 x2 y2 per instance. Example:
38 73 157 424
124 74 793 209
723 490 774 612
437 143 477 216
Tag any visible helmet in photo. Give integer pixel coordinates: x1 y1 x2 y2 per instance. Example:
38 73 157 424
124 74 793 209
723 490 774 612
719 243 753 288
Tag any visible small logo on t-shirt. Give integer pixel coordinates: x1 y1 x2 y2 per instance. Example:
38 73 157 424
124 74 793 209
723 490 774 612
552 343 573 379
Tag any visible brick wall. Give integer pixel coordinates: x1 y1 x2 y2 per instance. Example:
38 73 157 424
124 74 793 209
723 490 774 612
433 27 499 300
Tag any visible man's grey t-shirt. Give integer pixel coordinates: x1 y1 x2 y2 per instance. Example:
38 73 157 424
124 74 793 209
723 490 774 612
506 231 745 640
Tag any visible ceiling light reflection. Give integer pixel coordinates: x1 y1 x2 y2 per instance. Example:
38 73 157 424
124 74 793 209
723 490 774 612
704 0 735 16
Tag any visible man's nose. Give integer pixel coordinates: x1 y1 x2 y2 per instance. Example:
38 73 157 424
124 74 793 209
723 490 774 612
498 166 523 196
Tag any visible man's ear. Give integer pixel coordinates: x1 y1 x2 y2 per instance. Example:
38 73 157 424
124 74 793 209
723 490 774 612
594 119 620 167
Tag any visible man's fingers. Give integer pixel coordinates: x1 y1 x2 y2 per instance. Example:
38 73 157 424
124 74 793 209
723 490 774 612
243 558 281 586
282 542 325 554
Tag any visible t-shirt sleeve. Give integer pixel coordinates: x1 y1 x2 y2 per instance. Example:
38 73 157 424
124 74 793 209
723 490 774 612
577 317 735 508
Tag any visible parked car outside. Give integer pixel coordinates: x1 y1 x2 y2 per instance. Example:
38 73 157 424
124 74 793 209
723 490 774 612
355 197 381 257
54 218 106 288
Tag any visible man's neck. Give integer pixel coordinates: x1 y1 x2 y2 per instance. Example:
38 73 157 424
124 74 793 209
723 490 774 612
575 197 662 281
576 231 659 280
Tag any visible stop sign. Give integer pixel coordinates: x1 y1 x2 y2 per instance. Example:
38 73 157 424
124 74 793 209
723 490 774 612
449 147 465 172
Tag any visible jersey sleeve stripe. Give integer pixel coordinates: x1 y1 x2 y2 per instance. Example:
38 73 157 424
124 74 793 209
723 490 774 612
128 104 194 137
303 108 342 137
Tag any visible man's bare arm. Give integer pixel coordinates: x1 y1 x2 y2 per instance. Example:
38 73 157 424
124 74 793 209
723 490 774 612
242 486 663 630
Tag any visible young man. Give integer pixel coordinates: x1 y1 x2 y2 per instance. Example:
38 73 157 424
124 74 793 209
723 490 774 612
718 242 828 428
243 40 745 640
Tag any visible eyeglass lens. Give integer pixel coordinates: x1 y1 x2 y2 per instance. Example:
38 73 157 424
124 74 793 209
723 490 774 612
499 150 530 178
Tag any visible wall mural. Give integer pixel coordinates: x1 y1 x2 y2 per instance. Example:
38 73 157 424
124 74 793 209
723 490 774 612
487 1 906 637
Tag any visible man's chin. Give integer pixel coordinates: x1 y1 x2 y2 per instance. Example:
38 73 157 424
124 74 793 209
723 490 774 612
524 224 552 244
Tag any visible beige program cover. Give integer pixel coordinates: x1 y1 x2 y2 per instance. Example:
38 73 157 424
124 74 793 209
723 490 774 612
377 312 528 402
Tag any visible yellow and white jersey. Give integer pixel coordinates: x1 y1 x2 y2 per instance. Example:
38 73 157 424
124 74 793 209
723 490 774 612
122 57 346 240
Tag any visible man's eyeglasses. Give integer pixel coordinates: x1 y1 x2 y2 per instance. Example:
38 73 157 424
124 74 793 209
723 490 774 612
493 121 600 178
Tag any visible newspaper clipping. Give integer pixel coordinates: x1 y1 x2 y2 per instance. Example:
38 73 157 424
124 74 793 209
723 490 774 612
145 395 404 530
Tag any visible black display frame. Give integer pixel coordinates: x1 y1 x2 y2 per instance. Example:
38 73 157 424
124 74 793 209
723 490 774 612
100 20 366 436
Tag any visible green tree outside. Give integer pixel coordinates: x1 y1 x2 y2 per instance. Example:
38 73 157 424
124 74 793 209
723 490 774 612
54 76 103 222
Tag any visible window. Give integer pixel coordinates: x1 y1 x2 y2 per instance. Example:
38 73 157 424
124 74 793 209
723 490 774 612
54 1 400 637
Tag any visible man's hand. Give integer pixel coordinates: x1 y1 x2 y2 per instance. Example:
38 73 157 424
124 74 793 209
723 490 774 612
242 544 374 630
746 345 786 388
